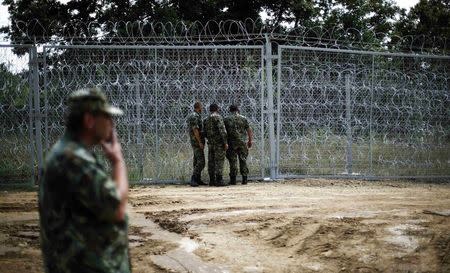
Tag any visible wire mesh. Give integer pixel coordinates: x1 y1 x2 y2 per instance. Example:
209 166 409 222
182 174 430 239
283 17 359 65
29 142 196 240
0 45 34 184
42 45 264 182
1 19 449 184
277 46 450 177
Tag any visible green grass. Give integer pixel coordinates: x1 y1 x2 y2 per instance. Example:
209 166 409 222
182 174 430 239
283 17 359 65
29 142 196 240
2 132 449 186
0 135 34 184
277 135 450 176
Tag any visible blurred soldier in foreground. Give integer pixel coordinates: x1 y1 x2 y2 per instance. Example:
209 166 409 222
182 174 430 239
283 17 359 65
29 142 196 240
204 103 228 186
224 104 253 185
39 87 131 273
186 101 206 187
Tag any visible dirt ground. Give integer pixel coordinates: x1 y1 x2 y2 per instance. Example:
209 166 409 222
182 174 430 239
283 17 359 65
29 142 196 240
0 179 449 273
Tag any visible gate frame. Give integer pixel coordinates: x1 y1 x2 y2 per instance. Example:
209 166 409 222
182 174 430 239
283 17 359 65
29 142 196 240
276 45 450 180
41 44 267 183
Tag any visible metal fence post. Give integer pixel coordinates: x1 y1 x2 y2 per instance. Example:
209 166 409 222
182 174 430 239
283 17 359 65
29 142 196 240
135 75 144 180
27 47 36 185
260 47 266 179
345 74 353 175
155 49 160 182
370 56 374 175
43 47 49 151
276 46 282 178
30 45 44 182
265 35 277 179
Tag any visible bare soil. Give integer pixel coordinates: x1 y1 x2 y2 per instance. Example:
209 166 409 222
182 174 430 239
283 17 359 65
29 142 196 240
1 179 449 273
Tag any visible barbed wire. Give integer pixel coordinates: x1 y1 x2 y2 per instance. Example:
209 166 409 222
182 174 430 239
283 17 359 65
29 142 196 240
1 19 448 54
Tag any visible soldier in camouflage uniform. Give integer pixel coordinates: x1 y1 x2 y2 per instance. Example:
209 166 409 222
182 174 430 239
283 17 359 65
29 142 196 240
186 101 206 187
39 87 131 273
203 103 228 186
224 105 253 185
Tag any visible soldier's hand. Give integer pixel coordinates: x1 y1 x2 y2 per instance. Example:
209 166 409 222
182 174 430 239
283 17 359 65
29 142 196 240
247 140 252 148
199 143 204 150
224 143 229 151
101 128 124 164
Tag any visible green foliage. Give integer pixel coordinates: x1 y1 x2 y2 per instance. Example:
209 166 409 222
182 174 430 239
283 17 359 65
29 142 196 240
2 0 448 52
0 63 29 108
393 0 450 51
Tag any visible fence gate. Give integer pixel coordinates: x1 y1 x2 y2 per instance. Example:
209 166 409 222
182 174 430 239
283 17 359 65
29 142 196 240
1 42 449 185
41 45 266 183
276 45 450 178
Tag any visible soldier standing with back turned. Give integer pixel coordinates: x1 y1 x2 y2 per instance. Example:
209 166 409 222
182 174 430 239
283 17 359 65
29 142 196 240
224 104 253 185
204 103 228 186
186 101 206 187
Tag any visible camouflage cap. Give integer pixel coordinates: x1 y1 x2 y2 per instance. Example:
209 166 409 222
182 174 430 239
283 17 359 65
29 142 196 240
68 87 123 116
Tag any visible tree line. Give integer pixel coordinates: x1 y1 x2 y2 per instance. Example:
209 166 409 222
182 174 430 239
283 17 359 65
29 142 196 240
1 0 449 52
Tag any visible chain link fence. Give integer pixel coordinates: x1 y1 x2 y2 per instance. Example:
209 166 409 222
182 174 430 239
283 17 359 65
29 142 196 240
277 46 450 177
42 45 265 182
1 21 449 184
0 45 35 184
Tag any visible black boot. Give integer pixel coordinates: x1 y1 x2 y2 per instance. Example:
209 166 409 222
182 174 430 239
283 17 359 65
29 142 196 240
196 175 207 185
209 174 216 186
229 175 236 185
242 176 248 185
190 175 199 187
216 175 226 187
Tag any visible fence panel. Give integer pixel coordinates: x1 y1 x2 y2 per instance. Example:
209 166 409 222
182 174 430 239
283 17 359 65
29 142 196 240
42 45 265 182
0 45 35 184
1 41 448 185
277 46 450 177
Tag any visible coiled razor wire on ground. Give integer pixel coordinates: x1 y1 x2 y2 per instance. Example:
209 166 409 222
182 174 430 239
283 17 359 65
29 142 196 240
0 20 449 184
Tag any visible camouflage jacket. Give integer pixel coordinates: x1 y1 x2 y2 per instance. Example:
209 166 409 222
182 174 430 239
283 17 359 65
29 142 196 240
39 132 130 273
186 111 205 147
204 112 227 146
224 113 251 146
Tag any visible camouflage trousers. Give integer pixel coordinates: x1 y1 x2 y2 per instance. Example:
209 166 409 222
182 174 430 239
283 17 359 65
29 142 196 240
226 143 249 177
207 144 226 178
191 146 205 177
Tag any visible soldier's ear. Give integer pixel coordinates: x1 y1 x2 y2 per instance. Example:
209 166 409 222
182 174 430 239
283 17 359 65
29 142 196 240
83 112 96 130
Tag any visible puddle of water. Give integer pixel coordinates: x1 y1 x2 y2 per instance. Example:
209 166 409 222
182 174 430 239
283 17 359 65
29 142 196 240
384 235 418 252
384 224 422 253
179 237 199 253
